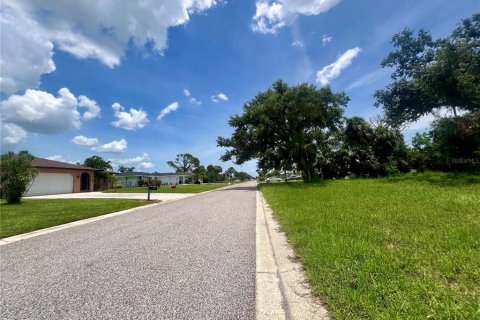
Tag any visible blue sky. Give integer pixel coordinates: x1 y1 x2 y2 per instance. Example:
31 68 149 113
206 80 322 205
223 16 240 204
1 0 478 174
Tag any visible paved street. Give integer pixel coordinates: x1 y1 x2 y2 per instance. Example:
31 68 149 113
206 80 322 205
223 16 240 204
0 182 257 319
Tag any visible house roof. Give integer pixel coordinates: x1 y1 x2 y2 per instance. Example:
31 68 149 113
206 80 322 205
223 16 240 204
32 157 98 171
116 171 192 177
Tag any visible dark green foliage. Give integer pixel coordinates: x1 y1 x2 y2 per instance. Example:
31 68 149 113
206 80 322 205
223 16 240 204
206 165 223 182
167 153 200 173
218 79 348 181
83 155 113 190
407 113 480 172
375 14 480 127
0 151 38 204
430 112 480 170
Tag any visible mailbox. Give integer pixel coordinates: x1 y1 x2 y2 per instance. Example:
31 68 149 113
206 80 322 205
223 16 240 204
148 186 158 190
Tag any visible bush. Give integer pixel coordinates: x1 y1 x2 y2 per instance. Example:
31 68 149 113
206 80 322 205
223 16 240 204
0 151 38 204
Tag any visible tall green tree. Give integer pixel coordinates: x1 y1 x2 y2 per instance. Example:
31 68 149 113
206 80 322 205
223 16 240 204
167 153 200 173
225 167 237 182
83 155 112 190
375 14 480 126
193 165 206 182
206 165 223 182
217 80 348 181
0 151 38 204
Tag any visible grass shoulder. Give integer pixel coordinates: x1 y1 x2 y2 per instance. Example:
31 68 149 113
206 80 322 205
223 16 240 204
0 199 149 238
259 171 480 319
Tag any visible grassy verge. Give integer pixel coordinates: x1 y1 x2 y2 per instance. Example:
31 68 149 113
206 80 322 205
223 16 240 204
259 172 480 319
0 199 149 238
103 183 232 193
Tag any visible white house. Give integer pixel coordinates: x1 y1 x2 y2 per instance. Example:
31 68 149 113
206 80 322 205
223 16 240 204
116 172 192 187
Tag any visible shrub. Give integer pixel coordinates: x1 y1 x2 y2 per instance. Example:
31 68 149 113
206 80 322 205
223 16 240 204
0 151 38 204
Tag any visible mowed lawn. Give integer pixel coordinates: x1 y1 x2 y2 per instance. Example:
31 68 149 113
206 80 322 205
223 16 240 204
103 183 230 193
0 199 148 238
259 172 480 319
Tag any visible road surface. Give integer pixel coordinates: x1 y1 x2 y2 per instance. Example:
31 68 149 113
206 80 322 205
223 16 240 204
1 182 257 319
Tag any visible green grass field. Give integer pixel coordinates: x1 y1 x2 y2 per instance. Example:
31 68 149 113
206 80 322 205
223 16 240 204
259 172 480 319
103 183 230 193
0 199 148 238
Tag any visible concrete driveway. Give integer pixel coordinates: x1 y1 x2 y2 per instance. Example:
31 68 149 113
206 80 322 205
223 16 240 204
1 182 256 319
25 191 195 202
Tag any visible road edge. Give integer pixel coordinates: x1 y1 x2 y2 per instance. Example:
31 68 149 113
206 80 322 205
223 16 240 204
256 190 330 320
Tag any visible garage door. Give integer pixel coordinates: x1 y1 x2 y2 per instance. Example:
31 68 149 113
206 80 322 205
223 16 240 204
25 173 73 196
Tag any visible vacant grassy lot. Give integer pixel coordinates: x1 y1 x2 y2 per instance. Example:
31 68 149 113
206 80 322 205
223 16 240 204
103 183 230 193
0 199 148 238
260 172 480 319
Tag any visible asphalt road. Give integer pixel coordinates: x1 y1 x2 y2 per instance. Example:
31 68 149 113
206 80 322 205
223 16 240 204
0 182 257 319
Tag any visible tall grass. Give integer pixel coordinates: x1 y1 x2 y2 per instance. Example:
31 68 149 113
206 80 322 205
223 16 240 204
260 172 480 319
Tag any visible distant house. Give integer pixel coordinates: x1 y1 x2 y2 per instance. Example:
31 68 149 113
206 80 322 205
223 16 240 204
116 172 192 187
25 158 96 196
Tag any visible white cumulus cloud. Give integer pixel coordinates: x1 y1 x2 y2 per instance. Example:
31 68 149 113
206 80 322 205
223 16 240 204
316 47 361 86
157 102 179 120
91 138 128 153
71 135 99 146
0 88 98 134
0 0 219 94
252 0 341 34
78 95 101 120
0 122 28 149
211 93 229 103
111 103 149 130
110 152 154 170
183 89 191 97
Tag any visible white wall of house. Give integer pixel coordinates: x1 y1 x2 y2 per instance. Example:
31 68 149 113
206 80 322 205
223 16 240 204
25 173 73 196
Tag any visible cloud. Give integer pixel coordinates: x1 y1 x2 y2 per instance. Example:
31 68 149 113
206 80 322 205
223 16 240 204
346 68 391 91
1 122 28 149
78 96 101 120
0 1 218 94
91 138 128 153
0 88 98 134
110 152 154 170
71 135 99 146
211 93 229 103
252 0 341 34
291 40 304 47
189 97 202 105
322 34 332 46
157 102 179 120
111 103 149 130
316 47 361 86
46 155 80 164
0 2 56 94
183 89 191 97
46 155 66 162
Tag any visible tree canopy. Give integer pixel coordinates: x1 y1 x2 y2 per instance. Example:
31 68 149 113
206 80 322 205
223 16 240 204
167 153 200 173
217 80 348 181
374 14 480 126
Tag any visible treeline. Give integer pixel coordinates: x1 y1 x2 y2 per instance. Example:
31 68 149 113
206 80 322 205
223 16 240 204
167 153 253 183
218 14 479 181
